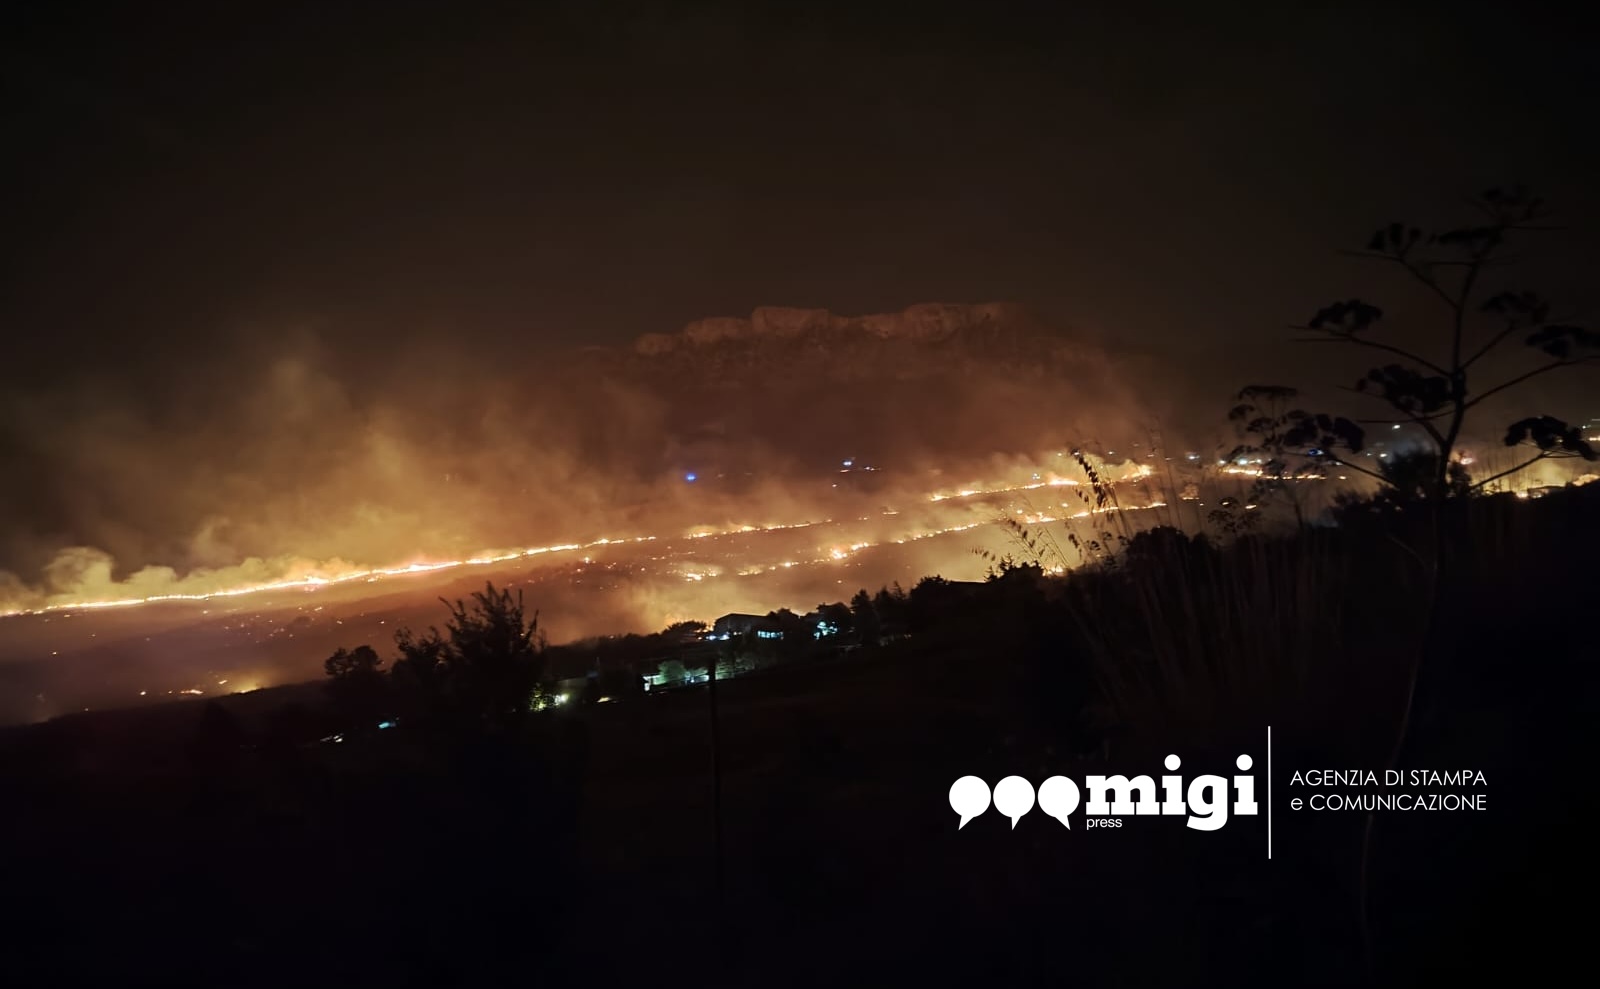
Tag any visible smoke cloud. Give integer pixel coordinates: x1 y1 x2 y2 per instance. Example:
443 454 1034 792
0 303 1166 620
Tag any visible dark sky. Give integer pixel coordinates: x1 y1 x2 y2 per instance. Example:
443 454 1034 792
8 0 1598 376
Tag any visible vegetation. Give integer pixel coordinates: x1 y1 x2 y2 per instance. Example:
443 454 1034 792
327 583 547 732
1240 188 1599 497
322 644 387 725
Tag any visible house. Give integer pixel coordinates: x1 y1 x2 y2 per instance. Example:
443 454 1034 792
712 612 784 640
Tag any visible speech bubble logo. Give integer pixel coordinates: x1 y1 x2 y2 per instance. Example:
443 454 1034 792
950 776 992 829
1038 775 1081 829
993 775 1036 829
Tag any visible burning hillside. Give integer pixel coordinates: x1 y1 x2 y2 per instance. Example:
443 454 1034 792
0 302 1156 617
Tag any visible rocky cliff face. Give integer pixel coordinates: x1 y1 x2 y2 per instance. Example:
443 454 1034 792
607 302 1117 386
634 302 1039 354
542 302 1147 479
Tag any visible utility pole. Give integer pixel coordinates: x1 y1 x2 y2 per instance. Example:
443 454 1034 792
708 649 725 908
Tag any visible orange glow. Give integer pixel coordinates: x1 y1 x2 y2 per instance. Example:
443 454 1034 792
0 456 1200 618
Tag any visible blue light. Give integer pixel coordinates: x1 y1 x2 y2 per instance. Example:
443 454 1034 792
378 720 395 730
843 459 853 467
685 473 697 482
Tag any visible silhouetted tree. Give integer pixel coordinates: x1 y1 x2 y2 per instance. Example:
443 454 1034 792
1224 385 1362 526
440 583 545 728
1287 188 1600 970
907 575 956 632
324 644 388 727
391 627 449 722
1296 188 1597 498
388 583 545 731
325 643 383 680
850 589 881 646
978 553 1046 584
1334 449 1474 523
1481 416 1599 491
1121 526 1217 572
1379 449 1472 503
872 583 909 631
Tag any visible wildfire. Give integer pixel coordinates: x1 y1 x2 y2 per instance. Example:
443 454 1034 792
929 475 1080 502
5 444 1579 632
3 458 1177 618
4 537 647 618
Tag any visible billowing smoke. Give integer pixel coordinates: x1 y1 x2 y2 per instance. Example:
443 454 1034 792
0 302 1161 619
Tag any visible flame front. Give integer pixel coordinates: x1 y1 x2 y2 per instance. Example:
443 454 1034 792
0 453 1399 619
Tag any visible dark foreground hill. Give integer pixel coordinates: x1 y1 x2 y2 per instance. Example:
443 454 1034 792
2 486 1595 987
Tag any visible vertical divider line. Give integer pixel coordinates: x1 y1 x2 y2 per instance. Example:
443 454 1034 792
1268 725 1273 860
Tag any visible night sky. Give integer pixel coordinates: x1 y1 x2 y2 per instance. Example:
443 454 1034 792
9 2 1597 362
3 0 1598 579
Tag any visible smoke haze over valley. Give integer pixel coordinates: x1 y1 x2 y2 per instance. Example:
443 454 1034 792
0 302 1161 609
0 297 1233 722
